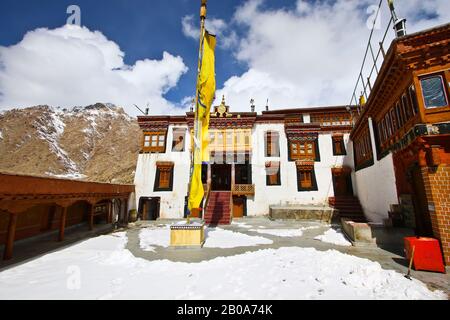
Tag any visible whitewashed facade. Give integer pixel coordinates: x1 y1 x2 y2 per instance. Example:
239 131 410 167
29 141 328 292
134 102 357 220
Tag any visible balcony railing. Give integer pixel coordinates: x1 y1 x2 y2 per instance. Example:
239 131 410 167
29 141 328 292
232 184 255 196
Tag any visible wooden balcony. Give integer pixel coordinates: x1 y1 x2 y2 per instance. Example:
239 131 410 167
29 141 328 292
232 184 255 196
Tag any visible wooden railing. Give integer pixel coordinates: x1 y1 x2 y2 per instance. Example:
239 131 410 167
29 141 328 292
232 184 255 196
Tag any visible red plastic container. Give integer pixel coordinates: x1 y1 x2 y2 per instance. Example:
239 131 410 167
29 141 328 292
404 237 446 273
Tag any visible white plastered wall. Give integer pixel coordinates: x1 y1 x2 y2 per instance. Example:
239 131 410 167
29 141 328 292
134 124 191 219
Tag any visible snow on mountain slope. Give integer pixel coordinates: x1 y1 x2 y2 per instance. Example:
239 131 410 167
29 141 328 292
0 103 140 184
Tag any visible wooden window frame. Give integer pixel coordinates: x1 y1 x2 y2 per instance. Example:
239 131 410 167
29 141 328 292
143 131 167 153
402 93 412 122
265 162 281 186
419 73 449 109
408 85 419 115
332 136 346 156
153 163 174 192
288 139 320 162
171 128 186 152
296 167 318 192
265 131 280 157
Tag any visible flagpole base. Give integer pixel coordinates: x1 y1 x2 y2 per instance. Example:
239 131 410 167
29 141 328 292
170 221 205 248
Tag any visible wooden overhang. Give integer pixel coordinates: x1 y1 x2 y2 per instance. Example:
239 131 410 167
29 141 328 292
351 23 450 140
136 105 356 132
0 173 134 212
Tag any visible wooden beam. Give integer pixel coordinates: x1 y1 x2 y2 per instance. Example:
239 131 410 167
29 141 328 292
89 204 95 231
3 212 18 260
58 206 67 242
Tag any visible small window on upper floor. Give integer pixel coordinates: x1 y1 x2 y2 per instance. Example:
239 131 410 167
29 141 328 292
172 128 186 152
265 161 281 186
332 135 346 156
143 131 166 153
265 131 280 157
420 74 448 109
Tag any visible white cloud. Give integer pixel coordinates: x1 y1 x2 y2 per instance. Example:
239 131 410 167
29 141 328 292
181 15 237 49
0 25 188 116
215 0 450 112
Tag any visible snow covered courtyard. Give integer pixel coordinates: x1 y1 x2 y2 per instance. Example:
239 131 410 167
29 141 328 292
0 221 447 300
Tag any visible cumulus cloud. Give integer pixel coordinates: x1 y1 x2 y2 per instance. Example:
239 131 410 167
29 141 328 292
0 24 188 116
182 15 238 48
215 0 450 112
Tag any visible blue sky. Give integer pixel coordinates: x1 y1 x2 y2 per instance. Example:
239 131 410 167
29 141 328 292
0 0 294 107
0 0 448 115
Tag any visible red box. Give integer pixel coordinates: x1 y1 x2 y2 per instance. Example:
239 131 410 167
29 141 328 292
404 237 446 273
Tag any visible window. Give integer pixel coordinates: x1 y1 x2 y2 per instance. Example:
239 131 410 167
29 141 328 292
296 166 318 191
420 75 448 109
143 131 166 153
402 94 413 122
154 162 174 191
289 141 317 160
354 125 373 169
265 162 281 186
265 131 280 157
332 136 346 156
409 85 419 115
172 128 186 152
391 108 398 131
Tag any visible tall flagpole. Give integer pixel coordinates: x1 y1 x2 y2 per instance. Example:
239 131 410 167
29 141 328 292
187 0 208 224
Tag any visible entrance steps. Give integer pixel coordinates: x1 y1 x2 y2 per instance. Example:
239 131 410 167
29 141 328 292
328 196 367 222
204 191 232 225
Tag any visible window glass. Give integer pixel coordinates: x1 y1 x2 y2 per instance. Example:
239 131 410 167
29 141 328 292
421 76 448 108
172 129 186 152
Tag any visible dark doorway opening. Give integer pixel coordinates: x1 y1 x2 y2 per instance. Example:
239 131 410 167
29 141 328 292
410 166 433 236
211 164 232 191
138 197 160 221
332 169 353 197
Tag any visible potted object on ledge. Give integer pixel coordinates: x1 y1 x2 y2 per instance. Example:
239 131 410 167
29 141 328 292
129 209 137 223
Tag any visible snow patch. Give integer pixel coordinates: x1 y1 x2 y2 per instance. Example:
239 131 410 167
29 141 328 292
204 228 273 248
0 235 445 300
315 228 352 247
139 226 171 252
249 228 305 237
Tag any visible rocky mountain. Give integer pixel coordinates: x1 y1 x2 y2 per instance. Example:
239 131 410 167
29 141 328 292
0 103 141 184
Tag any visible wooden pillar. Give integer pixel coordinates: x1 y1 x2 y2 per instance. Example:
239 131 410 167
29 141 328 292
107 201 112 224
231 163 236 191
207 163 212 185
58 207 68 242
3 212 18 260
122 198 129 224
89 204 95 231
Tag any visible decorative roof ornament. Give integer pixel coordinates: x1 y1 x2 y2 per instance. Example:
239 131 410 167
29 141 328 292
266 99 269 111
250 98 255 113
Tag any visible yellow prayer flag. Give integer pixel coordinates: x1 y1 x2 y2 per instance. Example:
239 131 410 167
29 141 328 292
188 30 216 212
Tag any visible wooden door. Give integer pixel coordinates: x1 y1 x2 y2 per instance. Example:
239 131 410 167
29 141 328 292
233 196 245 218
332 171 353 196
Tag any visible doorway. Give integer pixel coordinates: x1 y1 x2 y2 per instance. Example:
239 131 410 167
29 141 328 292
139 197 160 221
233 196 247 218
410 166 433 236
211 164 232 191
332 168 353 197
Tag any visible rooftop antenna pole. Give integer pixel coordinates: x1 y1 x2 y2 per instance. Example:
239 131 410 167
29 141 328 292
133 104 146 116
387 0 407 37
250 99 255 113
187 0 208 224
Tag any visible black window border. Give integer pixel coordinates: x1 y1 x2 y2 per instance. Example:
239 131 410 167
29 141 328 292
153 166 174 192
332 137 347 156
264 131 281 157
287 138 321 162
265 162 281 186
296 167 318 192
